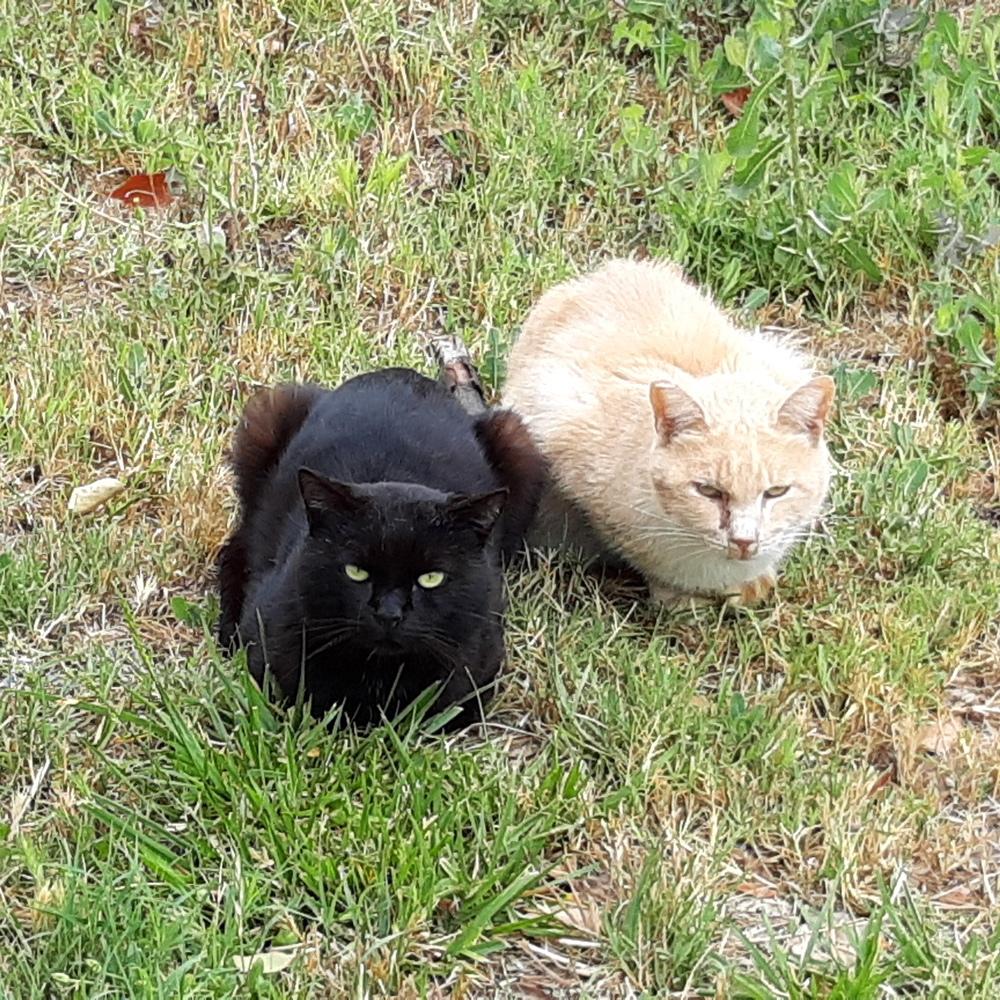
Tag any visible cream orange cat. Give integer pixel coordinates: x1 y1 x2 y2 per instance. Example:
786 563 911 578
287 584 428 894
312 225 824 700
502 258 835 607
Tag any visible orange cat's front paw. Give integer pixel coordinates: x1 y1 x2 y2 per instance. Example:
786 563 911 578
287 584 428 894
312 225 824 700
650 571 777 611
725 570 777 608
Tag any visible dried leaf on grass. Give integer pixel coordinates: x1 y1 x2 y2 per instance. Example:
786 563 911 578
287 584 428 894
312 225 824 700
868 767 896 798
787 913 885 966
914 716 964 756
735 879 782 899
549 900 603 938
232 945 302 974
933 884 978 909
108 170 181 209
127 5 163 57
721 87 751 116
874 7 928 69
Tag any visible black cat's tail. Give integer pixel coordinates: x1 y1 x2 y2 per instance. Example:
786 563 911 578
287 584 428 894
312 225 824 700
474 409 548 561
217 383 323 651
230 383 324 509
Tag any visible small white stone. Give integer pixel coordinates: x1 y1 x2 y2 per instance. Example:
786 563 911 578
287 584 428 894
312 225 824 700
67 477 125 514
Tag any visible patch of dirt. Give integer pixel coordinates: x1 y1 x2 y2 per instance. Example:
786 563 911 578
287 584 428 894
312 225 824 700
467 946 625 999
127 4 168 59
255 217 304 271
976 505 1000 527
946 469 997 506
928 342 975 422
0 460 60 539
630 73 709 150
355 96 486 201
755 280 926 363
894 647 1000 905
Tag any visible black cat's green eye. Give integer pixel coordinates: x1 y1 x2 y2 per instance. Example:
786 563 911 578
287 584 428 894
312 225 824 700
694 482 725 500
344 564 369 582
763 485 790 499
417 571 445 589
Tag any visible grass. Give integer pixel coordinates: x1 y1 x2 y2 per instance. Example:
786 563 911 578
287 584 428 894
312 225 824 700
2 0 999 995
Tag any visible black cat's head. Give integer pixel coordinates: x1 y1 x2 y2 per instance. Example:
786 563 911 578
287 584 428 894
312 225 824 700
295 468 507 655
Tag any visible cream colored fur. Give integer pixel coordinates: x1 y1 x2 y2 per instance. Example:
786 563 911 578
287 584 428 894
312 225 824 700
502 258 835 606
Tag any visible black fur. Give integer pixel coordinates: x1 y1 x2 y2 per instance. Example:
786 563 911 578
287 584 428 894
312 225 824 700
216 368 545 729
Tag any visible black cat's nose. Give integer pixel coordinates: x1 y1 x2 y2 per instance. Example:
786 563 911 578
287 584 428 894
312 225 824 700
374 607 403 629
372 591 406 629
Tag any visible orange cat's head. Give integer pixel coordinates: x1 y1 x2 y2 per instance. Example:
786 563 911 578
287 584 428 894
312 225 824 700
647 374 835 563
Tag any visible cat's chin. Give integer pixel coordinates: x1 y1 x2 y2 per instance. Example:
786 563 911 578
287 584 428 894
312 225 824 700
652 544 782 600
370 636 406 656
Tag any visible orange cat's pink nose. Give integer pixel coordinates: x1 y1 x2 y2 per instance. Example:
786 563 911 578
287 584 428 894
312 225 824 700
728 537 758 560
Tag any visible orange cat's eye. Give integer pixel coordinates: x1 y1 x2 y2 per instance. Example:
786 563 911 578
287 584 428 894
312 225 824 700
694 482 725 500
763 486 790 499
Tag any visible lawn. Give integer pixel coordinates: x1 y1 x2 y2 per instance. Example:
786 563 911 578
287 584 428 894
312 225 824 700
2 0 999 996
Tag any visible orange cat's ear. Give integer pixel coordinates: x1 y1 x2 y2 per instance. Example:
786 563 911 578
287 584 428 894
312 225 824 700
649 381 708 443
777 376 835 443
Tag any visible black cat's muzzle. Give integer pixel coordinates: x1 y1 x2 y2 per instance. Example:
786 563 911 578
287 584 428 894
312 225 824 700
364 588 408 654
371 589 408 628
371 637 404 656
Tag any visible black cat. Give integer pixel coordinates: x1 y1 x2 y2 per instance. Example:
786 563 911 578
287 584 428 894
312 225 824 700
217 368 545 729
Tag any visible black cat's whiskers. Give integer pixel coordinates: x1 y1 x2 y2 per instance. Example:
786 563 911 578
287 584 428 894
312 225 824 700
435 607 502 626
417 631 464 661
299 616 365 634
300 616 363 635
304 628 359 661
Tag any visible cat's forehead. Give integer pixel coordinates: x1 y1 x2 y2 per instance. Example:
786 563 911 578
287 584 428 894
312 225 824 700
356 499 452 538
332 490 467 552
711 435 801 481
350 482 457 533
356 481 449 507
696 373 791 422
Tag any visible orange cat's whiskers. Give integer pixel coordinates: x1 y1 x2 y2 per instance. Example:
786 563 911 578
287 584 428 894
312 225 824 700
624 519 703 537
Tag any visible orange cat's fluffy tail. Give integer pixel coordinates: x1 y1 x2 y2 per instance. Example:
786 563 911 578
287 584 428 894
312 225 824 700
218 383 323 650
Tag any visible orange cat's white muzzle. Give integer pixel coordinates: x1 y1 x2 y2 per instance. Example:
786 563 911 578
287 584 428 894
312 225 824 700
727 510 759 560
727 537 759 560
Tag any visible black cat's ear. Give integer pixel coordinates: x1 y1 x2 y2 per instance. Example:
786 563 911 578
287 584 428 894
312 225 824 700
444 488 508 541
298 468 364 530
